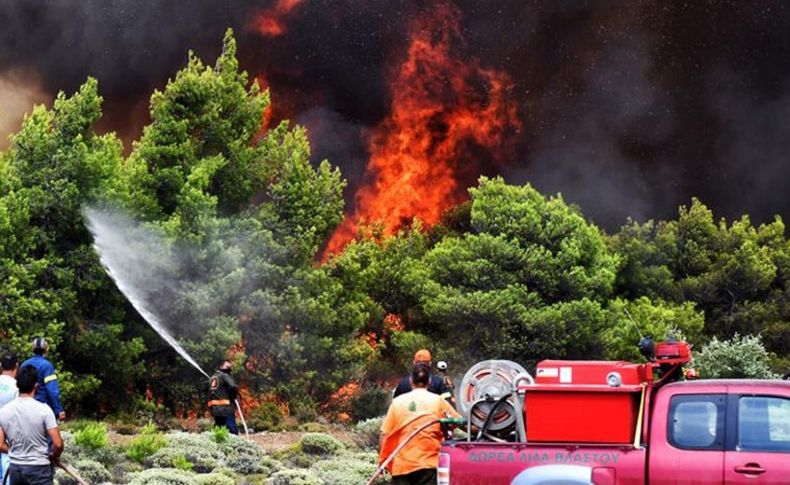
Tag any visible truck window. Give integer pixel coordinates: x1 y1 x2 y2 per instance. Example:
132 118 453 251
668 394 725 450
737 396 790 452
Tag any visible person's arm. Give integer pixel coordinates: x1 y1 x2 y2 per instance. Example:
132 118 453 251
42 362 65 419
224 374 238 401
0 426 7 453
48 426 63 463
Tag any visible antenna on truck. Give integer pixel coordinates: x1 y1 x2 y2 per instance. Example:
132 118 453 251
623 308 656 361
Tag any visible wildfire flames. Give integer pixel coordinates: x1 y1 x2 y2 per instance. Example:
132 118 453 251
323 2 520 257
251 0 304 38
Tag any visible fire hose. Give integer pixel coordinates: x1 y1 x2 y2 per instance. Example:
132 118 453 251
364 417 464 485
234 399 250 440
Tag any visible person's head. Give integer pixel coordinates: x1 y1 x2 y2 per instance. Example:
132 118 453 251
411 363 431 388
218 360 232 373
16 366 38 394
413 349 432 366
31 336 48 356
1 352 18 372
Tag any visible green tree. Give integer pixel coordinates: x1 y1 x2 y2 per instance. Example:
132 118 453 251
0 79 144 410
611 199 789 372
419 177 620 363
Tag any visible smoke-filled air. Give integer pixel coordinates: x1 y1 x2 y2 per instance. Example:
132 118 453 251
1 2 789 483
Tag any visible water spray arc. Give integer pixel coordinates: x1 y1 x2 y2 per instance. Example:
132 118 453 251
85 208 251 437
84 208 208 378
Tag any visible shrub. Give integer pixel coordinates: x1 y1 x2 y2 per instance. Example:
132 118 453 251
74 422 109 451
218 435 268 474
127 428 167 464
351 385 390 422
172 454 194 471
195 473 235 485
265 469 323 485
128 468 199 485
75 459 113 484
695 334 781 379
273 444 312 469
210 426 230 444
247 402 284 431
149 446 221 474
146 432 224 473
297 422 329 433
299 433 343 456
290 398 318 423
311 458 379 484
353 416 383 450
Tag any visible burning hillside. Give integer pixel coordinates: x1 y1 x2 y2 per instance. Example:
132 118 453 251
321 3 520 256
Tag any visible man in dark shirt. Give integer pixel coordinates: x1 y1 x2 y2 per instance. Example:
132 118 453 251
207 360 238 434
393 349 453 405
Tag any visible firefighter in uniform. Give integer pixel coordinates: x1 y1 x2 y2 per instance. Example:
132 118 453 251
393 349 453 405
208 360 238 434
20 337 65 421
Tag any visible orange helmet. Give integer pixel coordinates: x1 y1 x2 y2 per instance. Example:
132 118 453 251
413 349 432 363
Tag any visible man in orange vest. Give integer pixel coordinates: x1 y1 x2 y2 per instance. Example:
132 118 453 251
379 363 460 484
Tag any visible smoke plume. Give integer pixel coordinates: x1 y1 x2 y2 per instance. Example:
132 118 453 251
4 1 790 234
0 70 50 149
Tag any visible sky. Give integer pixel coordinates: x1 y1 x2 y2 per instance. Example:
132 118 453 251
1 0 789 231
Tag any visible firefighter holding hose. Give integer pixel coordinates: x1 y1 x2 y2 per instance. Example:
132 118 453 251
208 360 238 434
378 363 460 485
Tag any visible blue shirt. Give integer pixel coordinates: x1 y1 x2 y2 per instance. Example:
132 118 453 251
20 355 63 415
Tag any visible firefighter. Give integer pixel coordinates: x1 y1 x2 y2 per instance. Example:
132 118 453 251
393 349 453 404
379 363 460 485
208 360 239 434
20 337 65 421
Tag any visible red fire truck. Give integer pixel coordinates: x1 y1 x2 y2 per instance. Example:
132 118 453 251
438 339 790 484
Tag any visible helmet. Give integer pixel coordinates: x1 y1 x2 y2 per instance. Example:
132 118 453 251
32 337 48 353
413 349 432 363
437 360 448 372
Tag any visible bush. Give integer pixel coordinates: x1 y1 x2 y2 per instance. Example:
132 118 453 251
149 445 221 474
311 458 379 484
218 434 268 474
128 468 199 485
210 426 230 444
695 334 781 379
353 416 383 450
247 402 284 431
351 385 390 422
127 426 167 464
299 433 343 456
273 444 312 469
74 422 109 451
265 469 323 485
195 473 235 485
172 454 194 471
54 459 112 485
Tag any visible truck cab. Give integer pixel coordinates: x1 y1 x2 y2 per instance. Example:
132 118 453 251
649 380 790 484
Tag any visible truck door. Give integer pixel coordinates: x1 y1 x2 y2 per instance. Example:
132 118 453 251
724 394 790 484
649 393 726 484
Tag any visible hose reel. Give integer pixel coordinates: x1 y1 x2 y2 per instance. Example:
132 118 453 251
457 360 531 436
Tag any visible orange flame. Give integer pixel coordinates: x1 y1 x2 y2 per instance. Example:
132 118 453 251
324 2 520 257
252 0 303 38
